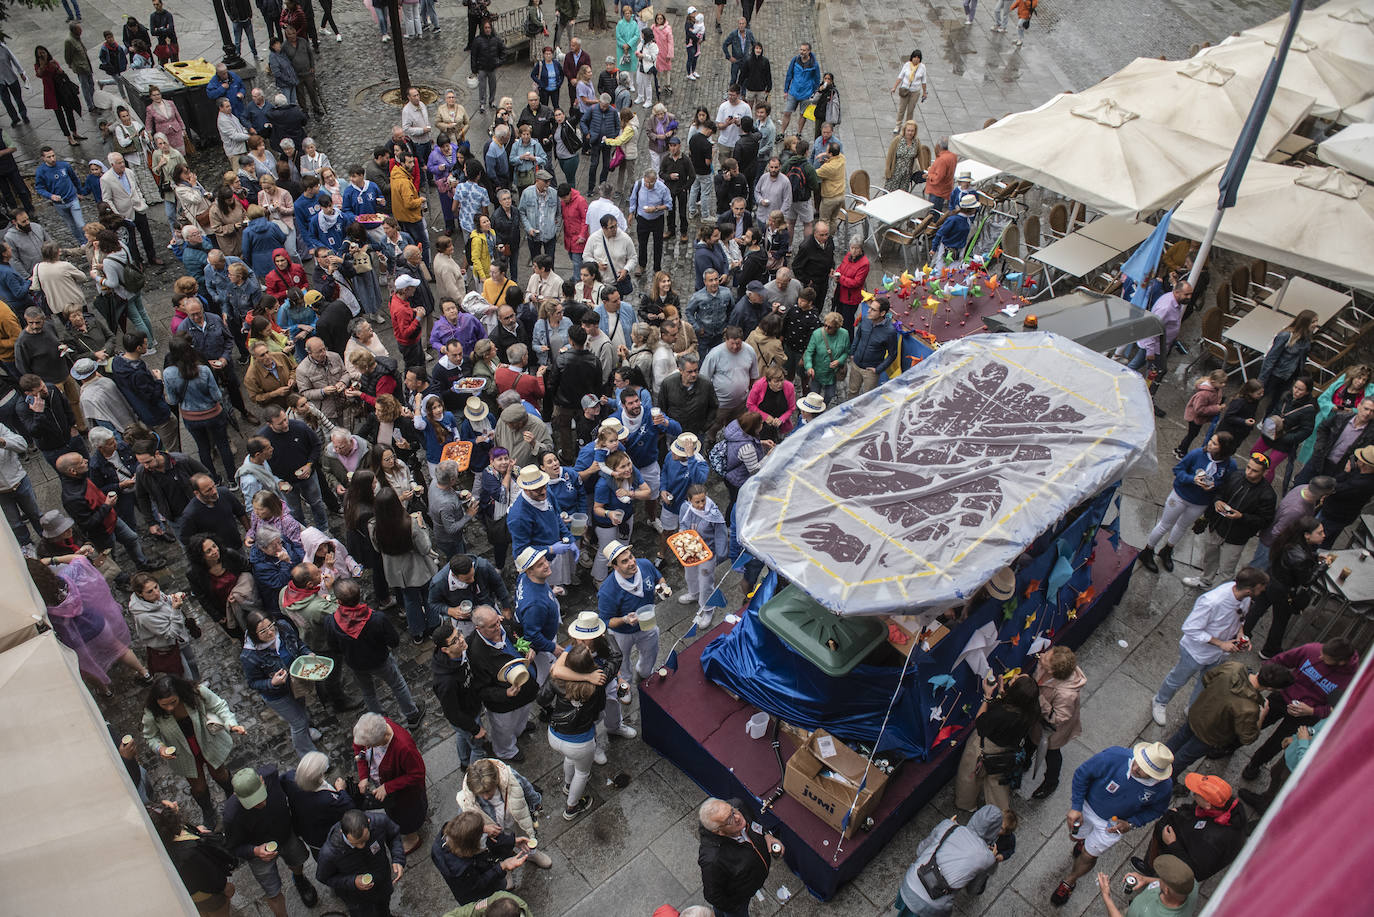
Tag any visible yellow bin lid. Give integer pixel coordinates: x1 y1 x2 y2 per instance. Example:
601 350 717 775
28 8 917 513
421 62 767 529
165 59 217 87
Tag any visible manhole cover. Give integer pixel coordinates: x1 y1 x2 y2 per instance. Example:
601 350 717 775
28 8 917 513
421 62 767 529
380 85 440 106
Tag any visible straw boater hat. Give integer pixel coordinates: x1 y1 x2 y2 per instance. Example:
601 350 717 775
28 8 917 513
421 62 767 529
516 464 550 490
463 397 489 423
986 566 1016 601
515 546 548 573
600 417 630 440
670 432 700 458
958 192 979 210
1131 741 1174 781
498 659 530 688
798 392 827 414
602 539 633 563
568 610 606 640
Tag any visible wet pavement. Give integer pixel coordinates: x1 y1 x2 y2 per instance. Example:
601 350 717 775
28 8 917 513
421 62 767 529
1 0 1328 914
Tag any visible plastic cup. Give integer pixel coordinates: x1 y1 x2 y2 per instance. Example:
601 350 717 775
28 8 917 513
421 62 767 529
359 873 374 888
264 842 278 853
745 712 769 739
162 745 177 758
569 512 588 536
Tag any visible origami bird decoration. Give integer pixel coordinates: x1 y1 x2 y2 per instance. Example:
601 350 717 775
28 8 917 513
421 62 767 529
929 279 944 297
860 288 876 302
1023 579 1041 598
986 275 1001 292
928 674 957 692
935 724 960 745
947 284 969 297
1076 586 1097 609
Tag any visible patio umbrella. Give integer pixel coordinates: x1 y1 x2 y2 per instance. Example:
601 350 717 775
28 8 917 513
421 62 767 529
1171 161 1374 294
949 95 1231 217
1195 35 1374 119
1080 57 1315 159
1243 9 1374 65
1318 123 1374 181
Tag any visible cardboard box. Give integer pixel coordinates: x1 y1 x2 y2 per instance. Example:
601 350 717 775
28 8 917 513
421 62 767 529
782 728 889 837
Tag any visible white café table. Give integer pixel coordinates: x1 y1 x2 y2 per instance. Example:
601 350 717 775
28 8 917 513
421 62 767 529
1264 275 1352 325
1076 216 1154 252
855 190 934 228
956 159 1004 186
1029 234 1119 288
1222 306 1292 380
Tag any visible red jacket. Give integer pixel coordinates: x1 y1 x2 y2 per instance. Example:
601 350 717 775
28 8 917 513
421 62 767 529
494 364 546 403
560 189 589 254
390 294 421 345
835 252 870 306
264 249 309 303
353 717 425 793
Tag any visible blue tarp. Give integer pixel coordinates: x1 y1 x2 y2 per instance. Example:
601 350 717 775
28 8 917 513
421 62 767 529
701 489 1116 759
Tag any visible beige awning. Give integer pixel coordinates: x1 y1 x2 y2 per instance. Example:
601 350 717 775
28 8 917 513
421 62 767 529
1194 35 1374 119
1171 162 1374 294
949 94 1231 216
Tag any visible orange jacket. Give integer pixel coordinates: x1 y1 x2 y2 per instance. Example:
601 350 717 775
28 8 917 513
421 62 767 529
1012 0 1038 21
389 163 424 223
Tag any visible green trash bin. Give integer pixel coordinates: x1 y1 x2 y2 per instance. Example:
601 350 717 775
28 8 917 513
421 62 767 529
757 584 888 677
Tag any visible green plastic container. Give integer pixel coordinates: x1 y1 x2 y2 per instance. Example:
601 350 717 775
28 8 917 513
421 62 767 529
757 585 887 676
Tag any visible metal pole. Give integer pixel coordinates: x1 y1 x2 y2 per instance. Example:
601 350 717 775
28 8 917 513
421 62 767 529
1186 0 1304 292
210 0 248 70
386 0 410 96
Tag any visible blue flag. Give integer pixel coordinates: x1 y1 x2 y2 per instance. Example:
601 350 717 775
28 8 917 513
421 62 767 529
706 588 728 609
1121 208 1175 308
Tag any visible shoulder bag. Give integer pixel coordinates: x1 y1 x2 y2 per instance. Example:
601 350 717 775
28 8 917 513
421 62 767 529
603 236 634 296
916 821 961 899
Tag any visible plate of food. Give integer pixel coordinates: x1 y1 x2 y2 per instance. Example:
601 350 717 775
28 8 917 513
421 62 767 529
289 654 335 681
667 530 713 567
452 377 487 392
354 213 385 225
441 439 473 471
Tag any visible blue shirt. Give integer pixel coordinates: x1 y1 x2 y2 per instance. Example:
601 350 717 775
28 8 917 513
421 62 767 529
341 180 384 217
593 468 643 528
615 411 681 470
662 454 709 515
35 161 80 203
932 212 971 252
629 178 672 221
484 141 511 186
1069 746 1172 827
810 135 842 165
596 557 662 634
506 490 571 557
508 138 546 174
453 180 491 234
515 573 561 653
205 72 247 118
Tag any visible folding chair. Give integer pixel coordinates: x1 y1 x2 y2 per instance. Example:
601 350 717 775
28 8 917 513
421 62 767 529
1046 202 1071 241
837 169 872 247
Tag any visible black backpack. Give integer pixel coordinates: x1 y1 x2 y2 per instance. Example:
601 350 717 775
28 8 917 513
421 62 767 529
106 251 146 294
786 161 808 200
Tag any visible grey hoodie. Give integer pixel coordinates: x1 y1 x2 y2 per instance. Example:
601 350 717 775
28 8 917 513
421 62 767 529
899 804 1001 912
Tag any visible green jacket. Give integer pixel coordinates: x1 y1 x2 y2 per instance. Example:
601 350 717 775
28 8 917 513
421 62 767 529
141 684 239 779
1187 660 1264 748
781 152 820 196
281 584 338 650
803 325 850 385
442 891 533 917
555 0 578 21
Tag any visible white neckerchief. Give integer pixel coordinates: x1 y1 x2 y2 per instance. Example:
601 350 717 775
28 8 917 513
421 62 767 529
614 562 645 597
621 404 647 435
243 632 281 653
521 488 551 513
317 208 340 232
447 571 473 592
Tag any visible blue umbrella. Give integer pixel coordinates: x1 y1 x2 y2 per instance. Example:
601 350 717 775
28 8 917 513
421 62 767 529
1121 207 1176 307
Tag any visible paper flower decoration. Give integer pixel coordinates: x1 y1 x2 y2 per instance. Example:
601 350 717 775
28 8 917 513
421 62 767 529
1001 598 1017 622
924 296 940 311
900 270 915 287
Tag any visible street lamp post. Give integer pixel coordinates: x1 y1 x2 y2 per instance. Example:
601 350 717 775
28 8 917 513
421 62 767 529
375 0 412 95
209 0 248 70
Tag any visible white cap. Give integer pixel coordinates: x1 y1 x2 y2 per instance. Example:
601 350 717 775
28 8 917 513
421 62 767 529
394 275 422 290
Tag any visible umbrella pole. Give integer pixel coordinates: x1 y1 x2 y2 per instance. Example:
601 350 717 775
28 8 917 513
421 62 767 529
1186 206 1224 291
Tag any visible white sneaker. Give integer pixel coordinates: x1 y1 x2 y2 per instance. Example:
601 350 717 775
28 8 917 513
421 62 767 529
965 18 973 24
593 747 607 765
1181 576 1208 589
677 592 698 605
612 723 637 739
693 610 713 629
335 32 343 42
1013 37 1022 45
649 518 663 533
309 726 323 741
1151 701 1168 727
381 34 391 42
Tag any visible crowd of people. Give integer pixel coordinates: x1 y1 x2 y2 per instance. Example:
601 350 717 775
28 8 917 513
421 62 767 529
3 1 1368 916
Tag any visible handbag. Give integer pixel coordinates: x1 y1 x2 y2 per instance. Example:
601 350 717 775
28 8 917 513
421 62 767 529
204 710 225 734
916 822 960 899
603 237 634 296
608 146 626 171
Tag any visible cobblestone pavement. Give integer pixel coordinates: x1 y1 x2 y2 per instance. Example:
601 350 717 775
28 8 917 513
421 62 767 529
1 0 1322 914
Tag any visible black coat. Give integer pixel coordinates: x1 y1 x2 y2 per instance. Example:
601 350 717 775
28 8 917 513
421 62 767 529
16 385 76 452
270 103 310 154
1322 467 1374 529
314 299 354 355
327 607 401 672
657 372 718 440
791 235 835 289
467 626 539 713
1259 393 1317 454
315 811 405 909
1205 472 1277 545
431 828 516 905
221 766 295 859
1155 801 1248 882
283 770 355 851
698 803 771 912
431 649 484 734
1311 410 1374 473
471 33 507 72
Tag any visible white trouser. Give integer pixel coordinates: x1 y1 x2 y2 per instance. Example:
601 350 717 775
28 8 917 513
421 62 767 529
613 628 660 680
1146 490 1208 549
487 703 532 759
547 729 596 805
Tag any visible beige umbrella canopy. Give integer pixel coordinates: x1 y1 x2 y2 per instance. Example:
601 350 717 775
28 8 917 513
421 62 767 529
1080 57 1315 159
1243 10 1374 74
1194 35 1374 119
949 95 1230 217
1171 162 1374 294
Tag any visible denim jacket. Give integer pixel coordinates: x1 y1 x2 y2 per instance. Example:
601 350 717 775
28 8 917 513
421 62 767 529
162 364 225 414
